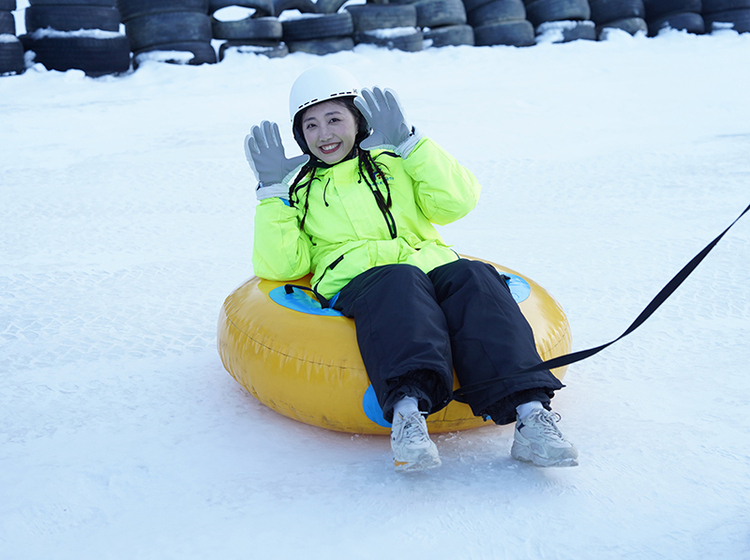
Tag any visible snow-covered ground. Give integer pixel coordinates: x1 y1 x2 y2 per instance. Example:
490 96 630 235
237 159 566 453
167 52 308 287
2 17 750 559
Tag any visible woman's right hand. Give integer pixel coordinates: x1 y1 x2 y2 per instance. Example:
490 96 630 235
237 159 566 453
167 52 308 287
244 121 309 198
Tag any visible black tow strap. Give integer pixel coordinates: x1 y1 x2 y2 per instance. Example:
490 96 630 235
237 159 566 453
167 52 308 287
454 201 750 400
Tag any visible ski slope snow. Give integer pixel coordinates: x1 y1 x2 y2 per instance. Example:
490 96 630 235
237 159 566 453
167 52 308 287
1 13 749 560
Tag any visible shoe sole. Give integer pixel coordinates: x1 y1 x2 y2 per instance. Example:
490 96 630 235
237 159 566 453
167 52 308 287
511 442 579 468
394 455 442 473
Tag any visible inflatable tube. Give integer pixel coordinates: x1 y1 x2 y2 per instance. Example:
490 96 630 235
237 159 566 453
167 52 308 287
217 257 572 435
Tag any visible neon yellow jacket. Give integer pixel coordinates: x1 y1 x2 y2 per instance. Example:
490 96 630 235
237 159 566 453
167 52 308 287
252 137 481 299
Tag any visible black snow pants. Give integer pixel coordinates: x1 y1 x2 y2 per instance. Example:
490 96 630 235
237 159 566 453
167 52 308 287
333 258 564 424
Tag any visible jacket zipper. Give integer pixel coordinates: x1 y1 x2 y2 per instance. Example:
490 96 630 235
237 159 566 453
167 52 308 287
312 253 345 306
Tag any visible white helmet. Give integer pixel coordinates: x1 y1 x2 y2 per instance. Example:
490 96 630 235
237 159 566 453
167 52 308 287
288 65 361 122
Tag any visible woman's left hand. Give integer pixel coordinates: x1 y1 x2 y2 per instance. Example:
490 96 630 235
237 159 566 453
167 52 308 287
354 87 422 158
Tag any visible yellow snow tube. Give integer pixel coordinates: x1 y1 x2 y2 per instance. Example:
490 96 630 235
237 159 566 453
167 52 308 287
217 257 571 435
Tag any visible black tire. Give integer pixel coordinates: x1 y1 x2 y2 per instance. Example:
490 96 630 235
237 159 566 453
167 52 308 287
353 27 423 51
0 36 25 75
273 0 316 15
473 19 534 44
25 5 120 32
467 0 525 27
315 0 348 14
648 10 705 34
423 23 474 45
281 12 353 40
536 19 596 41
211 15 282 39
218 39 288 59
414 0 467 27
209 0 273 17
588 0 645 24
596 16 648 36
125 11 212 50
702 0 750 13
524 0 591 26
463 0 495 13
29 0 115 5
0 0 15 11
287 36 354 54
643 0 702 20
133 40 216 65
704 7 750 30
116 0 209 23
19 33 130 75
344 4 416 32
0 11 15 35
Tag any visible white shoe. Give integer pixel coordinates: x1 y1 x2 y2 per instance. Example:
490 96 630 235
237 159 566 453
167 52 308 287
390 410 441 472
511 409 579 467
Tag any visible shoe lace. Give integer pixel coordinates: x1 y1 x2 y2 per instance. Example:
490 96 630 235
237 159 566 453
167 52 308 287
400 413 430 445
535 411 565 440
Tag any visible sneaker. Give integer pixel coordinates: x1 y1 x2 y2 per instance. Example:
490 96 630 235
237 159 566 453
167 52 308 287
511 409 579 467
390 410 441 472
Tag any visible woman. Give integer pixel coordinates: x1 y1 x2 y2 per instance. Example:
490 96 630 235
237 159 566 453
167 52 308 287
246 65 578 472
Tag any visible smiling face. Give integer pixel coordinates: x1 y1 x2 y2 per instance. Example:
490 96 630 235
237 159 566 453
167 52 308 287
301 100 359 165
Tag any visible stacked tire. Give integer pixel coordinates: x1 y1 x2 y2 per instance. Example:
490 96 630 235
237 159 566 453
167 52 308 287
702 0 750 33
524 0 596 42
211 0 288 60
643 0 705 35
281 12 355 55
314 0 348 14
19 0 130 76
345 3 422 52
590 0 648 38
0 0 24 75
463 0 535 46
273 0 316 15
117 0 216 66
416 0 474 47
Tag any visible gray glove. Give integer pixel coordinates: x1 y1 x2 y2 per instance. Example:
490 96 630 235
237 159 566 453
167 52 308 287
244 120 309 200
354 87 423 158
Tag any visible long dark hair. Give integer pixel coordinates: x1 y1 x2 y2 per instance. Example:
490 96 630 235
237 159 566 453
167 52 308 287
289 97 393 232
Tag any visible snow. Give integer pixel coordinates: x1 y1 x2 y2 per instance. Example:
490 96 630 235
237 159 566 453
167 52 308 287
536 20 596 44
2 24 750 560
279 10 325 21
212 6 260 21
134 49 197 65
363 26 421 39
28 28 124 40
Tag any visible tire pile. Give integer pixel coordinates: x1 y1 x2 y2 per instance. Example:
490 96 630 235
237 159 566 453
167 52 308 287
416 0 474 48
282 10 355 54
0 1 25 75
589 0 647 39
643 0 704 35
525 0 596 43
18 0 129 76
702 0 750 33
3 0 750 78
213 0 288 59
216 0 352 58
346 3 420 51
278 0 472 54
464 0 533 46
218 0 472 57
117 0 216 66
